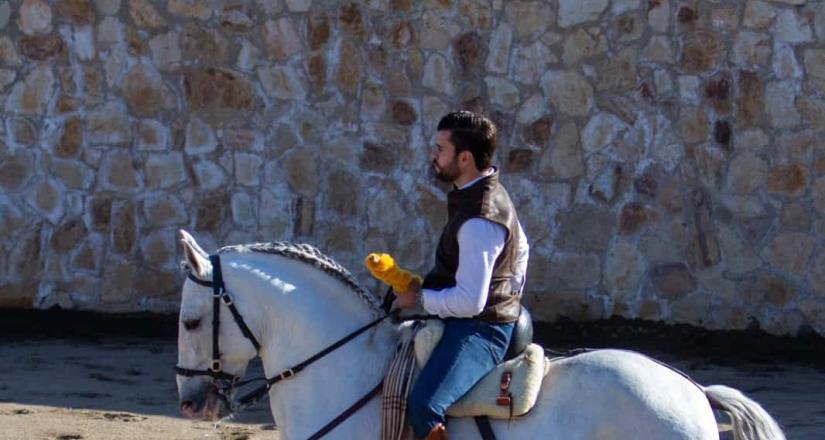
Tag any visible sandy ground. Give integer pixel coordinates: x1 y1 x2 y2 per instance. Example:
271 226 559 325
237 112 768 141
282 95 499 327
0 335 823 440
1 310 823 440
0 339 276 440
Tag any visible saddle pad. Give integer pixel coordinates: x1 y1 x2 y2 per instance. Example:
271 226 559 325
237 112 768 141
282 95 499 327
414 319 444 369
413 320 547 419
447 343 547 419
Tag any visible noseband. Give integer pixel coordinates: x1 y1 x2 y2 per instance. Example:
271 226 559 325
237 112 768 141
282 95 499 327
175 253 392 439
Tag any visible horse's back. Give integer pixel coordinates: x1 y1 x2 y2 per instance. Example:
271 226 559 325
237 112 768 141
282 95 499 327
449 349 719 439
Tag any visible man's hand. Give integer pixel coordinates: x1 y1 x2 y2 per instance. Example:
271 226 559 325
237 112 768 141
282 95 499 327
395 276 422 309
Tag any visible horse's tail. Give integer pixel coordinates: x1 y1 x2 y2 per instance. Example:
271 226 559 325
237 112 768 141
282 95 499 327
704 385 785 440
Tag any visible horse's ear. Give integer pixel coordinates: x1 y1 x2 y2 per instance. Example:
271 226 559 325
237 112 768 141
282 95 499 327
179 229 210 277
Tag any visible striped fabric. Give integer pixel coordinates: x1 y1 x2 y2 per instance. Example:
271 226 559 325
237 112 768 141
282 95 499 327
381 323 420 440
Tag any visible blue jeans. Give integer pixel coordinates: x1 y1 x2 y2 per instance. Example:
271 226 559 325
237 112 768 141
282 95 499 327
407 318 514 438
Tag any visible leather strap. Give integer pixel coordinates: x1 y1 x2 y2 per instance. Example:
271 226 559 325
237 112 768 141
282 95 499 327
474 416 496 440
496 371 512 407
210 255 223 372
307 380 383 440
236 312 391 407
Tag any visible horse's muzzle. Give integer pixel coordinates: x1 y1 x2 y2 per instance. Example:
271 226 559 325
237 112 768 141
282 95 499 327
179 381 230 421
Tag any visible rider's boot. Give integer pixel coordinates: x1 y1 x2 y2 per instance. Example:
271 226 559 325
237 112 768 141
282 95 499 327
423 423 448 440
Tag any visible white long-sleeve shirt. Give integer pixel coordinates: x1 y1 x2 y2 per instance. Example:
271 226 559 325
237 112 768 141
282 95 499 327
420 174 530 318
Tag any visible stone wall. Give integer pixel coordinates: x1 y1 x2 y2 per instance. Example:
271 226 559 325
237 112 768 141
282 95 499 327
1 0 824 336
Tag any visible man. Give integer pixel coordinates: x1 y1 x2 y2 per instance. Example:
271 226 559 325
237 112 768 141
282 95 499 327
395 111 530 440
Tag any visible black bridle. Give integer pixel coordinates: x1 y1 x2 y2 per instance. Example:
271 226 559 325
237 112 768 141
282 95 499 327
175 255 261 388
175 253 392 440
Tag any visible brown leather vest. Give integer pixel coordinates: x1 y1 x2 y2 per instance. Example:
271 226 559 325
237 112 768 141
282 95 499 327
422 170 522 323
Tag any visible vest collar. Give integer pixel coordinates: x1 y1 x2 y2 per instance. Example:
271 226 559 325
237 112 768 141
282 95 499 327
448 167 499 213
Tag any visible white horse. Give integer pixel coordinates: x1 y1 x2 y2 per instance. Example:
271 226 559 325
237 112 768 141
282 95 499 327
175 230 785 440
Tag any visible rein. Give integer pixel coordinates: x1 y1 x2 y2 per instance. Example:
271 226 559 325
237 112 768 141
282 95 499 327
175 254 392 439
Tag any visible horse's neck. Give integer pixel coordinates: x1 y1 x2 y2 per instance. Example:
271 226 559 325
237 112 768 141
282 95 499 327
227 254 395 439
264 318 394 439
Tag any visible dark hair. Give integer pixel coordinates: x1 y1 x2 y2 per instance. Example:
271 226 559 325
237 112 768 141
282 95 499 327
436 111 497 170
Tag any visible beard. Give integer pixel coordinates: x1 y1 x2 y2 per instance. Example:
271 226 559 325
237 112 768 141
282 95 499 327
430 159 459 183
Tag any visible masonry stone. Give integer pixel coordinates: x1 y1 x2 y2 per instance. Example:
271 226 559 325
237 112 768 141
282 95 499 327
144 194 188 227
0 2 9 29
145 153 186 189
555 205 615 252
0 36 22 66
100 150 143 193
767 164 809 197
418 11 460 51
582 113 625 154
182 23 227 63
137 119 168 151
647 0 669 33
559 0 608 28
733 31 772 67
258 65 306 100
86 101 131 144
539 121 583 179
18 35 67 62
95 0 120 15
149 32 181 71
563 28 606 66
129 0 164 28
773 43 802 79
121 64 164 116
231 192 256 227
485 24 512 75
642 35 674 64
4 65 55 115
190 160 224 191
111 204 138 254
422 53 453 96
773 9 813 44
541 70 593 117
19 0 52 36
485 76 519 109
766 81 802 128
234 153 263 187
55 159 94 190
604 239 646 303
680 31 726 73
805 49 825 93
185 117 217 154
263 18 301 61
512 41 555 85
184 68 256 111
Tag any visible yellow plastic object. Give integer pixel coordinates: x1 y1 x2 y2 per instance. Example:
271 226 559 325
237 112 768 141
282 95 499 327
364 253 421 293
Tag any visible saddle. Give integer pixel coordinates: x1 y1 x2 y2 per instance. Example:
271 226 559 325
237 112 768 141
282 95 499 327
414 306 548 419
381 307 548 440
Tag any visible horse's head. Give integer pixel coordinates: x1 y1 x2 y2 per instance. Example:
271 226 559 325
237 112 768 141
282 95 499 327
175 230 258 421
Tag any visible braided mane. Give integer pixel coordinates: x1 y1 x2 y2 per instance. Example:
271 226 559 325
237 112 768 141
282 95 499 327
219 242 382 314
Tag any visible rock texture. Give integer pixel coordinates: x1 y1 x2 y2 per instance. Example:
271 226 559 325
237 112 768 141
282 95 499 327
0 1 823 338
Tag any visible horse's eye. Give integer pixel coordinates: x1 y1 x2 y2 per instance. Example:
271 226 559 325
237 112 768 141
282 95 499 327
183 319 201 331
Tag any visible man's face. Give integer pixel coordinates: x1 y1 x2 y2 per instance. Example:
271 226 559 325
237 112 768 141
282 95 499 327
431 130 461 183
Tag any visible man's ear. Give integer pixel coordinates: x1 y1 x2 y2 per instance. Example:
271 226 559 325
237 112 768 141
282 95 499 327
458 150 476 170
